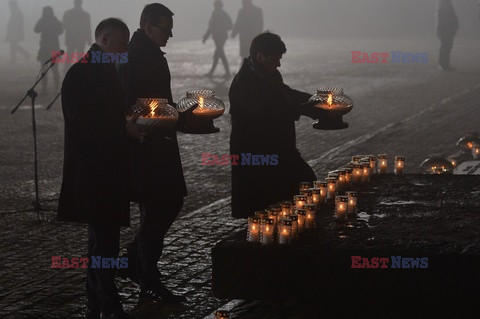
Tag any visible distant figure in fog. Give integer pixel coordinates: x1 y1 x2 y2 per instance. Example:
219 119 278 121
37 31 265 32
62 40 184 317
62 0 92 62
5 0 30 63
203 0 233 78
232 0 263 59
34 6 63 92
436 0 459 71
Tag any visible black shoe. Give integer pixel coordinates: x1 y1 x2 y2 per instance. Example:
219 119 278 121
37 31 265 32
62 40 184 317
140 281 186 304
86 307 101 319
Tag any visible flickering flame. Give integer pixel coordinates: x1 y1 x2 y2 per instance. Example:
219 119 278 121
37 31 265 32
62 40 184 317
397 162 402 167
327 94 333 107
381 160 386 166
198 96 205 110
266 226 270 231
451 160 456 167
148 100 159 117
329 184 334 190
468 142 473 149
476 148 480 154
283 228 287 234
252 225 256 231
340 204 344 210
350 200 354 204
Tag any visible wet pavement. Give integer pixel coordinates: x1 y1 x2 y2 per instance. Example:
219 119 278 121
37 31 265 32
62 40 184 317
1 37 480 318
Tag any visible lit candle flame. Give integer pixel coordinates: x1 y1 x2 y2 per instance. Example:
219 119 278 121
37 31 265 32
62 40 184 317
198 96 204 110
149 100 159 117
327 94 333 107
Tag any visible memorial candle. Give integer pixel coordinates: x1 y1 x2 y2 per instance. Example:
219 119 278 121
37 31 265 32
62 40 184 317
261 218 275 245
247 216 260 242
310 188 321 209
303 204 316 229
295 209 306 232
472 146 480 160
352 164 363 183
343 167 353 186
294 195 307 210
368 155 377 174
361 162 370 182
289 214 298 239
326 178 336 199
346 191 357 214
300 189 313 205
267 207 280 226
278 218 292 244
378 154 388 174
335 196 348 219
280 202 291 217
394 156 405 175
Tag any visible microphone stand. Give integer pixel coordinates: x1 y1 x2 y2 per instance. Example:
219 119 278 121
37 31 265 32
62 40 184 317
11 60 59 218
46 91 61 110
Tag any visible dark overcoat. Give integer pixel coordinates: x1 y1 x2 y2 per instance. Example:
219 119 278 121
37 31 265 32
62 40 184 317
229 58 316 218
58 44 130 226
436 0 459 38
120 29 187 202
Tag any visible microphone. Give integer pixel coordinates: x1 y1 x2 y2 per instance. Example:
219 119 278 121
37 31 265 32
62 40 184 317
44 50 65 66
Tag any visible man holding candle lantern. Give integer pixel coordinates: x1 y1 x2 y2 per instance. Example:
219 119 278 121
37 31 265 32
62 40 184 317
229 31 326 218
58 18 137 319
119 3 193 304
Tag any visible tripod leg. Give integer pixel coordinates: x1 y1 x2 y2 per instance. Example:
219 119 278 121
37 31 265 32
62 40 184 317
30 91 41 218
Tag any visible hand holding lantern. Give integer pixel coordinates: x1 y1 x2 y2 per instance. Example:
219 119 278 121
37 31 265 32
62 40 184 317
308 88 353 130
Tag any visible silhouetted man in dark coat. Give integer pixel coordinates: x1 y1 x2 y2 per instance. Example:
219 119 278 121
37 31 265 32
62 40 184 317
229 32 321 219
120 3 187 304
436 0 459 71
232 0 263 59
203 0 233 77
58 18 135 319
5 0 30 63
62 0 92 65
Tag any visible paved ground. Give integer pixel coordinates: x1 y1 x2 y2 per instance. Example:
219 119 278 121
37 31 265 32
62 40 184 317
1 37 480 318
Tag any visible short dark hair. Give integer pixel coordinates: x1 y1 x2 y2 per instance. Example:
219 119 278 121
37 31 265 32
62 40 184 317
140 3 174 29
95 18 129 39
249 31 287 57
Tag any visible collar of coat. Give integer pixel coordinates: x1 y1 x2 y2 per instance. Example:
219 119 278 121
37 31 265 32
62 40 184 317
245 56 284 85
130 28 166 56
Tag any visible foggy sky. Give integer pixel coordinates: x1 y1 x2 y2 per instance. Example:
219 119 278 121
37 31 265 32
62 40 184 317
0 0 478 56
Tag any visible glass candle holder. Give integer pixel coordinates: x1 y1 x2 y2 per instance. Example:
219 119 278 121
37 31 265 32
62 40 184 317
295 209 306 232
214 310 230 319
280 202 291 217
346 191 357 214
254 210 268 220
394 156 405 175
343 167 353 185
310 188 321 209
352 164 363 183
267 207 280 226
299 182 312 193
300 189 313 205
261 218 275 245
247 216 260 242
294 195 308 210
368 155 377 174
337 170 346 188
335 196 348 219
361 162 370 182
378 154 388 174
278 218 292 244
318 182 327 203
303 204 316 229
472 145 480 160
326 177 336 199
289 214 298 239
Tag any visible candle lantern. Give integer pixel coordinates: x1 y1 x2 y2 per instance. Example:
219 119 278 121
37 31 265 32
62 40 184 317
310 188 321 209
456 134 480 152
254 210 268 220
295 209 306 232
299 182 312 193
335 196 348 219
346 191 357 214
309 88 353 130
351 155 368 164
326 177 336 199
328 170 341 192
294 195 307 210
247 216 261 242
177 89 225 134
337 170 346 187
342 167 353 185
278 218 292 244
300 189 313 205
377 154 388 174
472 145 480 160
352 164 363 183
303 204 316 229
420 156 454 174
214 310 230 319
289 214 298 239
360 161 370 182
368 155 377 174
261 218 275 245
267 207 281 225
280 201 292 217
318 182 327 203
394 156 405 175
313 180 322 188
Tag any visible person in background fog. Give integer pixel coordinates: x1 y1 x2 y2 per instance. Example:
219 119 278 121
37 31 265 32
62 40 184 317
62 0 92 70
34 6 63 92
203 0 233 78
5 0 30 63
232 0 263 60
436 0 459 71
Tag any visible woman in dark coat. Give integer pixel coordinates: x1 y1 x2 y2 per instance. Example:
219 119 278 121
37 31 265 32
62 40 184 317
34 6 63 92
229 32 320 218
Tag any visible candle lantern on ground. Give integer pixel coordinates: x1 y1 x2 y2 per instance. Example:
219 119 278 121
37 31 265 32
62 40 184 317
176 89 225 134
214 310 230 319
343 167 353 186
472 145 480 160
352 164 363 183
361 161 370 182
346 191 357 214
337 170 346 189
318 182 327 203
456 134 480 152
368 155 377 174
300 189 313 205
299 182 312 193
267 207 280 225
281 201 291 217
309 88 353 130
278 218 292 244
289 214 298 239
335 196 348 219
294 195 307 210
254 210 268 220
303 204 316 228
261 218 275 245
378 154 388 174
247 216 260 242
326 177 336 199
394 156 405 175
420 156 454 174
295 209 306 232
310 188 321 209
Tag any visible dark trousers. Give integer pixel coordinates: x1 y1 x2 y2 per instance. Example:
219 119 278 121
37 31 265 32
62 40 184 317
86 224 122 313
127 196 184 290
439 35 455 68
209 37 230 75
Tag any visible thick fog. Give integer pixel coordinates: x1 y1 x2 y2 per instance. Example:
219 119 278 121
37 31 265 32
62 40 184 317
0 0 478 59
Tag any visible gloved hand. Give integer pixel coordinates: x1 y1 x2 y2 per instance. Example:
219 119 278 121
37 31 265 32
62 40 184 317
177 104 211 129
